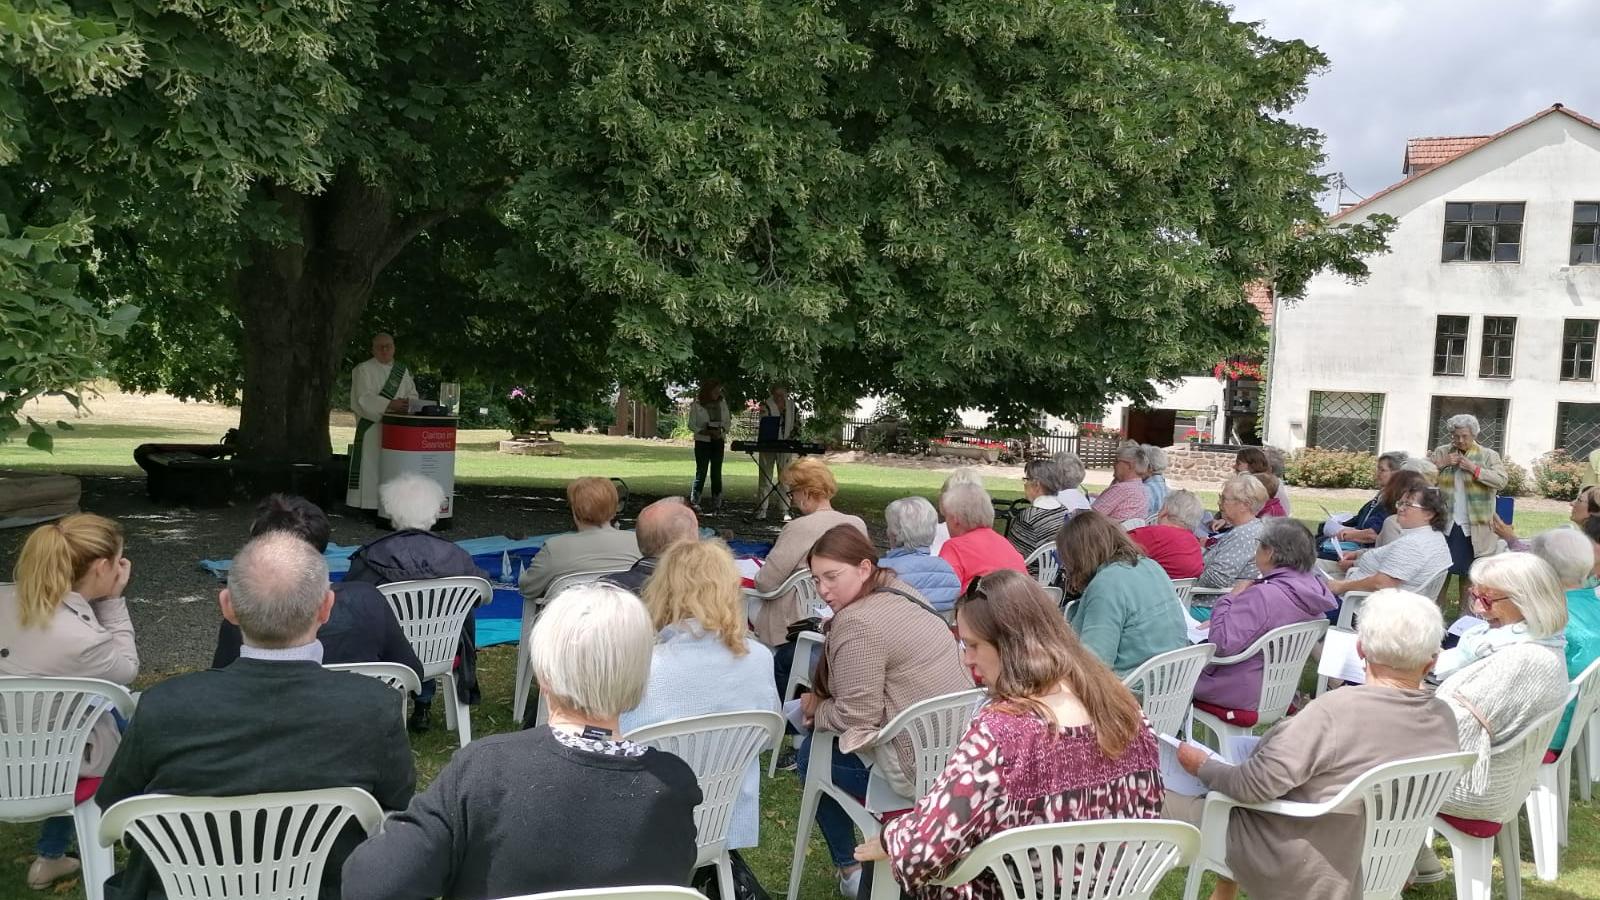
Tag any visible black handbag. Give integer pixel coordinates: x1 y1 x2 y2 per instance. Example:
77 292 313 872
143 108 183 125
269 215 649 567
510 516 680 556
692 851 771 900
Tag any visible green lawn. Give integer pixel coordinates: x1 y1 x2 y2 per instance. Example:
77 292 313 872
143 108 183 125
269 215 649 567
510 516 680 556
1 425 1596 898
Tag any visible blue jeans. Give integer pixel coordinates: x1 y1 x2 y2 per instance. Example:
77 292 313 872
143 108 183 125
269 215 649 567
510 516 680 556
38 816 73 858
796 733 870 868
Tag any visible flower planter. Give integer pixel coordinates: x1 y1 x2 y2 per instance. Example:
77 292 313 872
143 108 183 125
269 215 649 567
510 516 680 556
931 444 1000 464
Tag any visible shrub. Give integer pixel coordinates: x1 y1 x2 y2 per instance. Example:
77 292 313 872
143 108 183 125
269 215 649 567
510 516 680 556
1283 449 1378 489
1531 451 1584 500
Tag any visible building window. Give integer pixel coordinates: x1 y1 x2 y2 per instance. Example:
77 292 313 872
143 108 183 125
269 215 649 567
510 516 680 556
1434 315 1469 375
1430 396 1509 454
1307 391 1383 454
1575 203 1600 265
1562 319 1598 381
1442 201 1524 263
1478 316 1516 378
1557 403 1600 461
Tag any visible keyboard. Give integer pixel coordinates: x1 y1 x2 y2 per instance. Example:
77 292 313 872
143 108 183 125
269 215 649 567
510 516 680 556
730 440 827 455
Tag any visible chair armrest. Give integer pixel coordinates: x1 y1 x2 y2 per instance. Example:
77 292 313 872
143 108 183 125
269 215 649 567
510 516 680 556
742 566 813 602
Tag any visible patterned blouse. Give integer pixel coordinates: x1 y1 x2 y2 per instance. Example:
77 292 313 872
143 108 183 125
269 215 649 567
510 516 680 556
550 726 647 758
1197 517 1265 590
881 705 1163 900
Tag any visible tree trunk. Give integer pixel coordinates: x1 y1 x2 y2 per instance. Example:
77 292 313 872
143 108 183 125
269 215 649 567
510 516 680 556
234 173 434 463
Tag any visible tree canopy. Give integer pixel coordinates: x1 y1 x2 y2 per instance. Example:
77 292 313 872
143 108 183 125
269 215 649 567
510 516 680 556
3 0 1391 456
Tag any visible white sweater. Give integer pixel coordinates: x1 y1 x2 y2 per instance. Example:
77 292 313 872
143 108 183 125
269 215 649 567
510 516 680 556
688 400 731 442
1437 641 1569 817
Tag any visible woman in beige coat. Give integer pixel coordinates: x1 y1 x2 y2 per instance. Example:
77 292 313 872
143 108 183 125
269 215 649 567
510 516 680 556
0 514 138 889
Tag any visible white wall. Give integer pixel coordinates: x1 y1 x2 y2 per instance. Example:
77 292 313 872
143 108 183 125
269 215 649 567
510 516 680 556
1267 112 1600 465
853 375 1226 436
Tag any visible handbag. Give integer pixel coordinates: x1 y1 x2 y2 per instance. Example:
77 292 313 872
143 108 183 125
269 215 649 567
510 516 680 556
691 850 771 900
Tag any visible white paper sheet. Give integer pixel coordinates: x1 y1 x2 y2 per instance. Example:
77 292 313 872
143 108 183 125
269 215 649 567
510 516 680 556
1448 615 1487 637
1316 628 1366 685
1187 616 1211 645
1158 733 1223 796
1224 735 1262 761
782 698 808 733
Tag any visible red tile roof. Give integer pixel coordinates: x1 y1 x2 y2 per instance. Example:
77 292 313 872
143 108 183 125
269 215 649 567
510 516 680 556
1245 281 1273 326
1402 135 1490 176
1333 104 1600 223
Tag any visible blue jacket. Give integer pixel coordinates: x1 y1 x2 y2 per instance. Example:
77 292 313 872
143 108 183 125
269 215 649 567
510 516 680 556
879 547 962 612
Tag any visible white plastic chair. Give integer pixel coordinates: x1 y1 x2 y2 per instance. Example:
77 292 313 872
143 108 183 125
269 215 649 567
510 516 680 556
98 787 384 900
1523 656 1600 881
513 568 629 724
1189 619 1328 761
742 567 825 631
769 630 824 778
324 662 422 725
1182 750 1475 900
378 576 490 747
1024 544 1060 589
937 819 1200 900
1185 587 1230 616
788 688 986 900
1121 644 1215 741
626 711 785 900
497 888 708 900
0 676 136 900
1433 694 1572 900
1581 708 1600 803
1170 578 1197 609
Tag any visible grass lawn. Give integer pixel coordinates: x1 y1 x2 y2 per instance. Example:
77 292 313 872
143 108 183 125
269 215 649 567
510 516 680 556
1 422 1596 898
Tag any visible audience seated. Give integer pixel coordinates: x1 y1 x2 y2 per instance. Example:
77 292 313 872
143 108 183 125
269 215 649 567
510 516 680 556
1419 553 1569 881
1530 529 1600 749
1196 474 1268 591
796 526 973 898
212 494 422 679
1090 443 1149 524
98 533 415 900
1328 486 1451 599
1372 471 1433 547
1006 458 1072 560
1057 511 1187 677
1141 445 1171 520
347 473 489 730
937 482 1027 590
601 497 699 594
860 569 1162 900
879 497 961 613
928 468 985 555
1255 473 1287 517
0 514 137 891
1235 447 1292 516
620 539 778 867
751 458 867 647
518 476 641 601
1433 552 1568 680
1585 516 1600 584
1319 451 1407 559
1051 451 1094 513
345 584 700 899
1494 485 1600 553
1128 490 1206 580
1167 589 1459 900
1192 520 1336 709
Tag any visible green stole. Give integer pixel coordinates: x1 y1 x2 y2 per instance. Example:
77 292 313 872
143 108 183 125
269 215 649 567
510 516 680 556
348 362 409 491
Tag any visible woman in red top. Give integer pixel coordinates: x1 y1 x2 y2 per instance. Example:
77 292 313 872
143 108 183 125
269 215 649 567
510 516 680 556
1129 489 1206 579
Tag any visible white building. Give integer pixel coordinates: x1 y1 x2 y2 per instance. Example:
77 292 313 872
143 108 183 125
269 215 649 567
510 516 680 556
1265 104 1600 466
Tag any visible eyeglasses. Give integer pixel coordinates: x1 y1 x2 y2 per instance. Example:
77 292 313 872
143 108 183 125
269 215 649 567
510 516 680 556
1397 501 1427 512
1468 586 1513 607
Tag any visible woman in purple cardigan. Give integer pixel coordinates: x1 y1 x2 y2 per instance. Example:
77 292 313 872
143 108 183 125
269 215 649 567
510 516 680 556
1192 519 1336 712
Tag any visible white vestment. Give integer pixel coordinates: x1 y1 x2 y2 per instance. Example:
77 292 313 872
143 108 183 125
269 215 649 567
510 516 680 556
345 358 418 509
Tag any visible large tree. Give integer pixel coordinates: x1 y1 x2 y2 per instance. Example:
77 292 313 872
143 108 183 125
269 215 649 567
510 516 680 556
7 0 1390 459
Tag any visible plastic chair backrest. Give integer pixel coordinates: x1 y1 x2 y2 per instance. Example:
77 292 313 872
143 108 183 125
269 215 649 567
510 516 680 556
1170 579 1196 609
933 819 1200 900
1335 591 1370 631
1239 619 1329 723
497 888 708 900
1121 644 1215 739
0 677 136 821
1024 545 1060 588
866 688 986 809
787 569 825 619
1348 751 1477 897
378 576 491 677
625 711 784 857
323 662 421 696
1468 689 1576 823
1553 656 1600 766
98 788 385 900
1416 566 1451 602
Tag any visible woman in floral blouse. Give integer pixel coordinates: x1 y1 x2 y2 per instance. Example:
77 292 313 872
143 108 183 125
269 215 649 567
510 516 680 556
855 569 1163 900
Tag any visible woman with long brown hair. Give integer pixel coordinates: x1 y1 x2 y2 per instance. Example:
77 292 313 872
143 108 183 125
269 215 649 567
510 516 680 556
857 568 1163 899
1057 511 1188 677
687 378 731 510
795 524 971 898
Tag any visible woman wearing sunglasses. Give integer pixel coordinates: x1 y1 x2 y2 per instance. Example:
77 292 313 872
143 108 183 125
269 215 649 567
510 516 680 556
1432 552 1568 681
855 569 1162 900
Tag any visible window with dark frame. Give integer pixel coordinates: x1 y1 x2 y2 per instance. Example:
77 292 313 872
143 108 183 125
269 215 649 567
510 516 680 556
1558 403 1600 460
1479 316 1516 378
1433 315 1469 376
1442 201 1524 263
1575 203 1600 265
1562 319 1598 382
1307 391 1383 454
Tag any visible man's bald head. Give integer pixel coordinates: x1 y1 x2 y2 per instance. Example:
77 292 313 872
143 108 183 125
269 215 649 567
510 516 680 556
223 531 332 648
636 497 700 558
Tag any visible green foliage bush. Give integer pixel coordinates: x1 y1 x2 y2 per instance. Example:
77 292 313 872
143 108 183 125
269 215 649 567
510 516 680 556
1502 458 1529 498
1283 449 1378 489
1532 451 1585 500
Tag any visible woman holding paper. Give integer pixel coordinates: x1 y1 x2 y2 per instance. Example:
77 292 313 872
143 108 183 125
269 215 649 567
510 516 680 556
1318 451 1407 559
1169 589 1459 900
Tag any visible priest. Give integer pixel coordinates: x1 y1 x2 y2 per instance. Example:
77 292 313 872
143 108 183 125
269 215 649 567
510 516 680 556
346 333 418 510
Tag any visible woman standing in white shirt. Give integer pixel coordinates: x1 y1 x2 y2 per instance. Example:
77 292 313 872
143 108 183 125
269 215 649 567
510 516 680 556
688 379 731 511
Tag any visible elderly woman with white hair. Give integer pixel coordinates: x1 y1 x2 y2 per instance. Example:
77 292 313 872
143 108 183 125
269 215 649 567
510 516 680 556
1428 414 1509 607
1129 490 1206 579
1432 551 1568 681
1007 458 1073 559
1195 474 1270 593
928 468 985 555
936 481 1027 590
1531 528 1600 749
346 472 488 730
879 496 961 611
1052 451 1093 512
343 584 703 899
1092 443 1151 524
1141 444 1171 519
1169 589 1460 900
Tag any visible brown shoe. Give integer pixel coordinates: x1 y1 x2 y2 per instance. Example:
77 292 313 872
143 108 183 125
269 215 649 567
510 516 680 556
26 856 80 890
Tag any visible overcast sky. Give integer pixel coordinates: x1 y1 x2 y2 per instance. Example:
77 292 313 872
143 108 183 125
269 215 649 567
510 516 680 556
1225 0 1600 209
